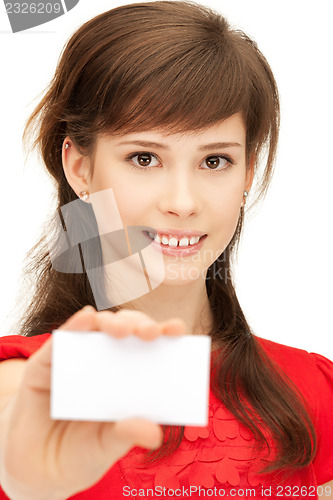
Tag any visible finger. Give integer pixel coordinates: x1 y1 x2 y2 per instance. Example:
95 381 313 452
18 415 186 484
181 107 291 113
25 307 99 388
113 418 163 449
22 307 104 394
58 306 99 332
133 320 162 341
96 310 161 340
99 418 163 459
115 310 162 340
23 336 53 391
96 311 135 338
98 310 187 340
160 318 188 336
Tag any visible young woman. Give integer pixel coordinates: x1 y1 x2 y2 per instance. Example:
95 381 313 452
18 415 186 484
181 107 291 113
0 1 332 499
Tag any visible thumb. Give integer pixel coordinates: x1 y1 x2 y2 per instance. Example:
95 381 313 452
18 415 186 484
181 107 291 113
25 306 98 388
98 418 163 460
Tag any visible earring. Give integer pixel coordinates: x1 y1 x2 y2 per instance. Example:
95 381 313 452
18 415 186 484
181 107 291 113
79 191 90 201
64 143 69 149
242 190 248 207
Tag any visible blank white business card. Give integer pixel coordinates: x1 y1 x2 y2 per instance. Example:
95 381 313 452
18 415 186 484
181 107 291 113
50 330 211 426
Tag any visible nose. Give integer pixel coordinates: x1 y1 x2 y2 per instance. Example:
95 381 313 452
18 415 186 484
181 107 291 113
158 168 201 218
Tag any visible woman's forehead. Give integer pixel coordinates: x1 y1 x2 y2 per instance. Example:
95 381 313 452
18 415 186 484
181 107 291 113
98 113 246 146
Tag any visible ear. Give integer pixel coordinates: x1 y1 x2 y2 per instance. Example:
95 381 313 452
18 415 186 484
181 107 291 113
62 137 92 203
245 153 255 193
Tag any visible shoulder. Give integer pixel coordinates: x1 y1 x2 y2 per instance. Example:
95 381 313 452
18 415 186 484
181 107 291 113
254 334 319 367
254 335 333 411
254 334 333 378
0 333 51 361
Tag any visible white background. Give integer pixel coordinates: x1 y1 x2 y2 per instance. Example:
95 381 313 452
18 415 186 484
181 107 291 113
0 0 332 358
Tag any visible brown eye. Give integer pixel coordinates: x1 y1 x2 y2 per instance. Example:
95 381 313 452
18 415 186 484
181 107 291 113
127 152 160 170
205 156 228 170
137 154 152 166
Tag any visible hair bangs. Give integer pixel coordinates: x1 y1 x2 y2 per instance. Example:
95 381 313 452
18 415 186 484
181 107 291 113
92 20 250 137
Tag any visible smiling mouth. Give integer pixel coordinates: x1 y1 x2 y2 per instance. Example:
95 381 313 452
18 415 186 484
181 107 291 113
143 231 207 248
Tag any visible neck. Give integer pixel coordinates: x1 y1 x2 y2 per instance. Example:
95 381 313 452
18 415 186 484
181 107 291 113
115 278 213 337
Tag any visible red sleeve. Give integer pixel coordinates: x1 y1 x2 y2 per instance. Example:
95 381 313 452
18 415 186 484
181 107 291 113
310 352 333 485
0 333 52 362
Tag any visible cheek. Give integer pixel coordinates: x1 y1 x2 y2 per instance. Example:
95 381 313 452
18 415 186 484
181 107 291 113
213 180 243 214
211 184 243 239
89 159 151 226
101 180 149 223
217 205 241 240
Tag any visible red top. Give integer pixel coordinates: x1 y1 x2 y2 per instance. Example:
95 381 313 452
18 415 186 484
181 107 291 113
0 333 332 499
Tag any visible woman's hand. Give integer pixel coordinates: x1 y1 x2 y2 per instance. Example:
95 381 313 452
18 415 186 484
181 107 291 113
1 307 187 500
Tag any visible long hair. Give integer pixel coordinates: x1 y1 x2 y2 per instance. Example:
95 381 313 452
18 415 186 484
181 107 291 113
12 0 316 476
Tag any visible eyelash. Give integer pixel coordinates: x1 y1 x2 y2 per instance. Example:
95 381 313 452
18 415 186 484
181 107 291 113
124 152 234 174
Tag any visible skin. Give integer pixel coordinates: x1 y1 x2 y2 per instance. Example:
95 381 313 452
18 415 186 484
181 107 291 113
62 113 255 337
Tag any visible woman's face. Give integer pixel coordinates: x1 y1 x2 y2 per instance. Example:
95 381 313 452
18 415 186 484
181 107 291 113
63 112 254 286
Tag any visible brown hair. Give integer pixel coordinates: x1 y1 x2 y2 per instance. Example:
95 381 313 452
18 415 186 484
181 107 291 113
12 0 316 476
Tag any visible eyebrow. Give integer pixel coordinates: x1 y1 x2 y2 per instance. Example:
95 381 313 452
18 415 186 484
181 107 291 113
116 140 243 150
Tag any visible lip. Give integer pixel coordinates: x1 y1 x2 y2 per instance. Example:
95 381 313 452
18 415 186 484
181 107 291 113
143 231 207 256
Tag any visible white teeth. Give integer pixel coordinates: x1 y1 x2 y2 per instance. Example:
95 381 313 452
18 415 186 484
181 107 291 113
179 237 189 247
148 232 202 247
168 237 178 247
